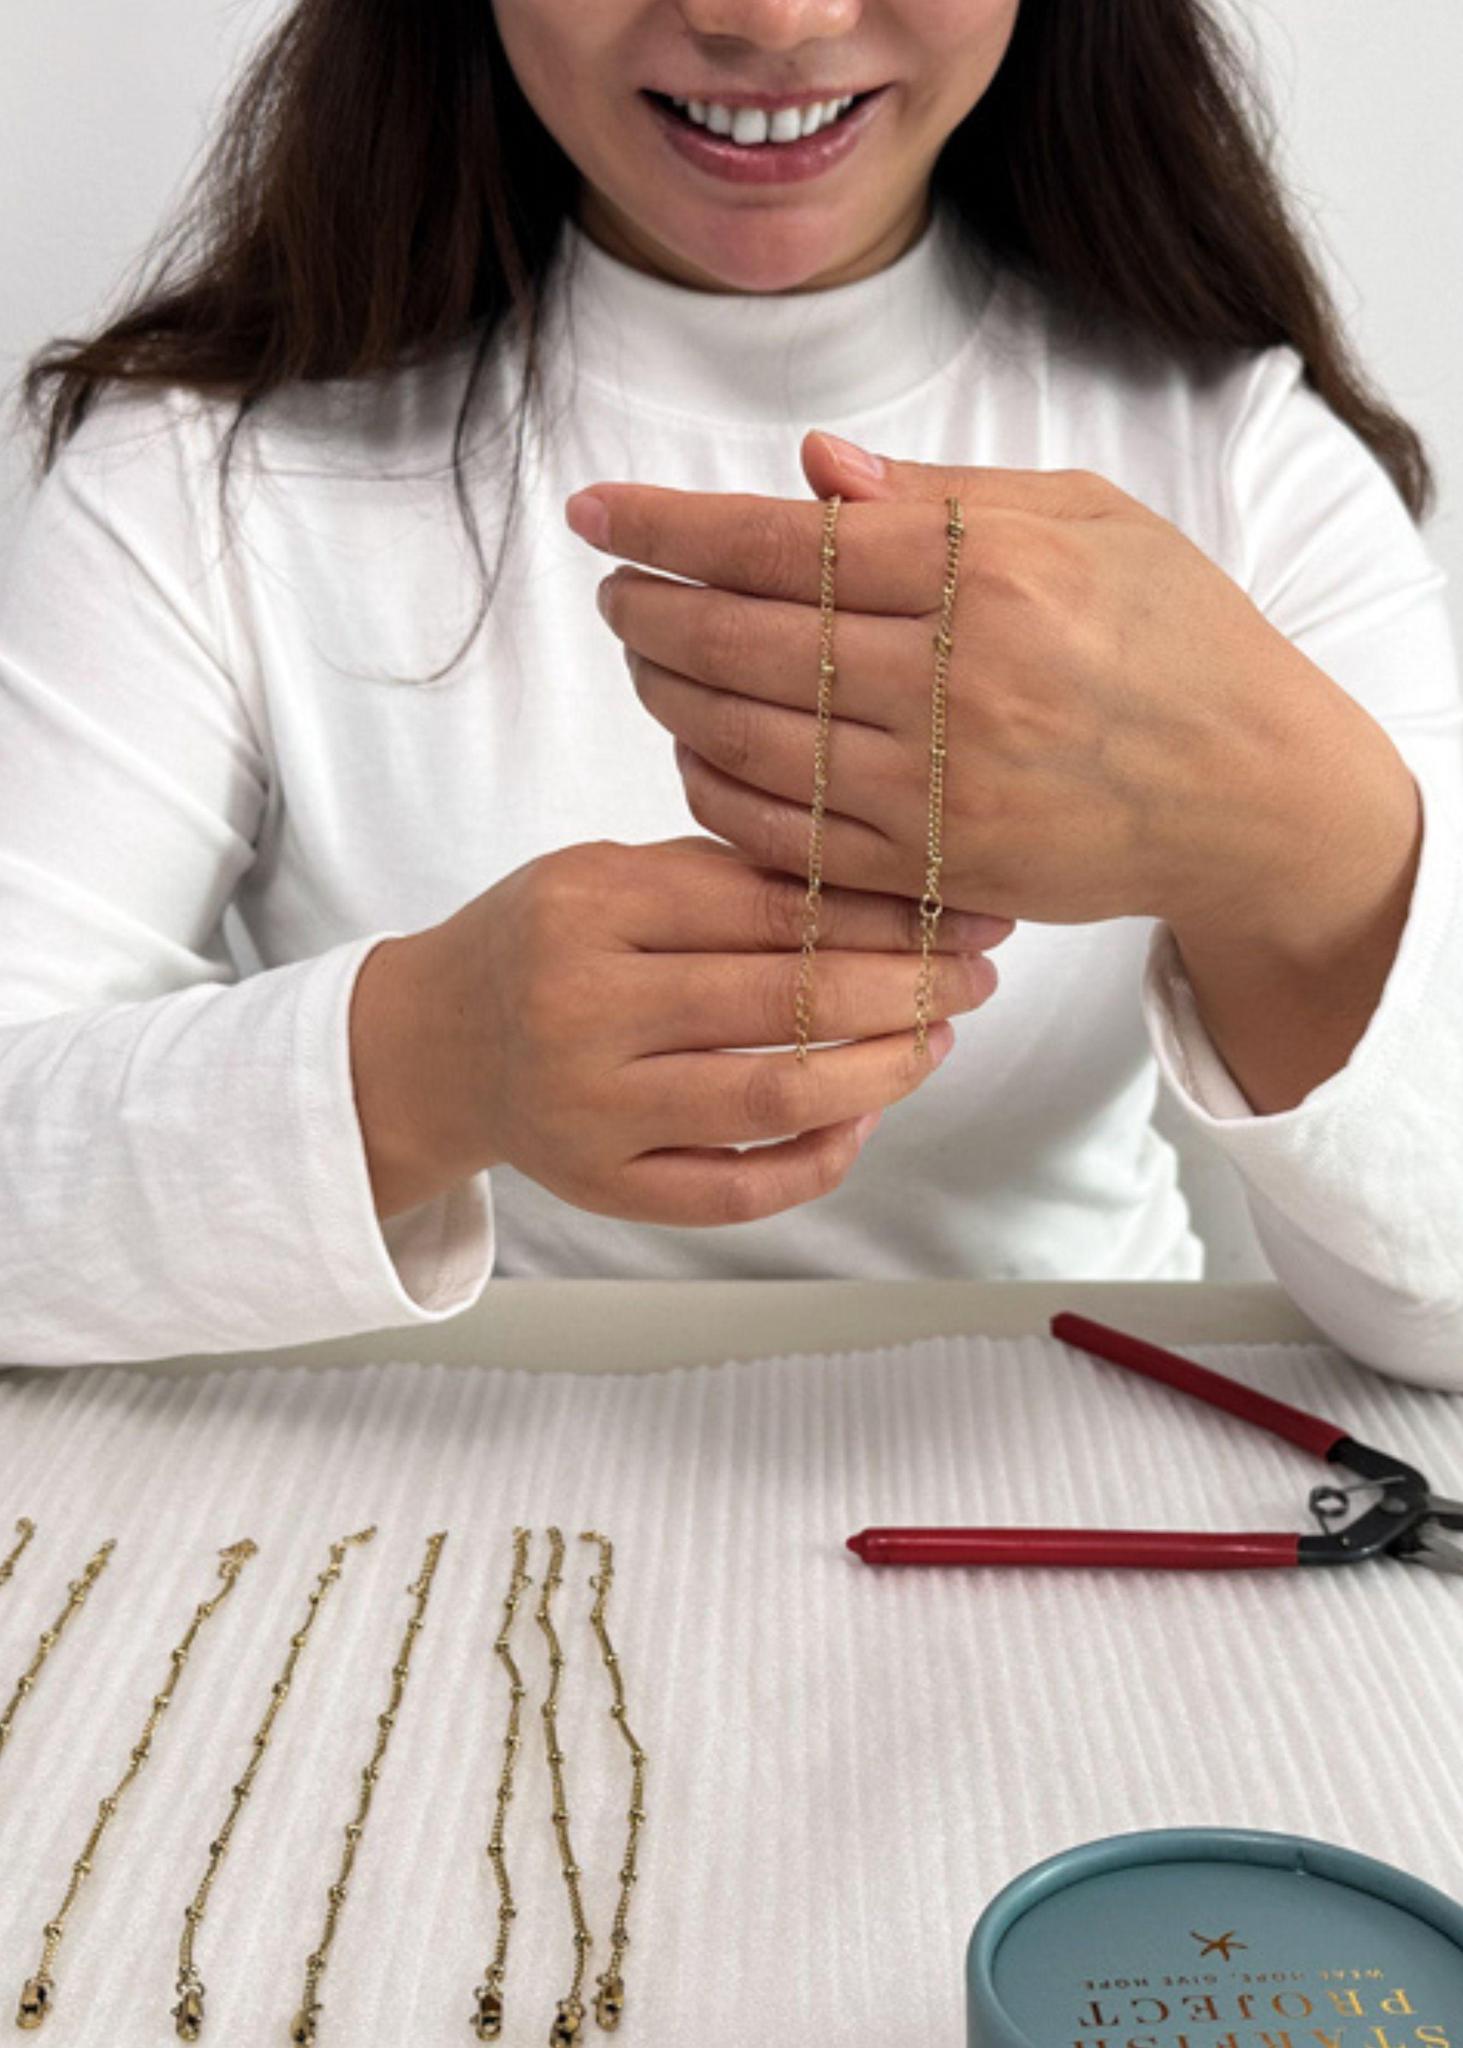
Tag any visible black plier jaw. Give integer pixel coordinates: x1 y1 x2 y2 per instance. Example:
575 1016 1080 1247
1298 1438 1434 1566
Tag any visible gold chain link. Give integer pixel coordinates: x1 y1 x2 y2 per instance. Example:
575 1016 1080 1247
172 1527 377 2041
16 1539 258 2032
912 496 965 1056
0 1517 37 1591
578 1531 646 2033
288 1529 446 2048
537 1527 593 2047
0 1539 115 1769
797 495 965 1062
793 492 843 1063
472 1525 534 2040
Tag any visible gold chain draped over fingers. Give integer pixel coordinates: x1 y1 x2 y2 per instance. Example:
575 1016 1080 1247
795 491 966 1060
912 495 965 1056
16 1539 259 2033
172 1527 377 2043
288 1530 447 2048
579 1531 646 2033
472 1526 534 2041
794 492 842 1063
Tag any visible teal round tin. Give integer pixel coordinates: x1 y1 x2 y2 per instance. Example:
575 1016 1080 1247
968 1828 1463 2048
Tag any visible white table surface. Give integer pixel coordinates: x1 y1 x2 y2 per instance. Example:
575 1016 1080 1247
3 1281 1460 2048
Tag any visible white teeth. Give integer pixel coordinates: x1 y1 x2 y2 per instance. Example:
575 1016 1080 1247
667 94 856 144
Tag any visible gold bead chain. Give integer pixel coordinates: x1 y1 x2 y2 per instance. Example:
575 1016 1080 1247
472 1525 534 2042
578 1531 646 2034
0 1539 115 1770
795 493 966 1061
172 1526 377 2042
536 1527 594 2048
793 492 843 1064
912 496 965 1058
16 1539 259 2033
0 1518 36 1592
288 1529 447 2048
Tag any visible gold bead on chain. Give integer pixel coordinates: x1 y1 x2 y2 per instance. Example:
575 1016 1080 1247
793 491 843 1063
578 1531 647 2032
471 1526 534 2041
912 495 965 1058
0 1517 37 1592
536 1527 593 2048
0 1538 115 1773
16 1539 258 2033
288 1530 447 2048
171 1526 377 2042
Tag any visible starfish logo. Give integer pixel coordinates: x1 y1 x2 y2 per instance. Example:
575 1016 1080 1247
1192 1930 1247 1960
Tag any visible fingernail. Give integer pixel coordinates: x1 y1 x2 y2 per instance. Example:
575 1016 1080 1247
853 1109 882 1142
566 490 612 550
930 1024 956 1066
596 572 616 619
944 911 1011 951
817 432 885 480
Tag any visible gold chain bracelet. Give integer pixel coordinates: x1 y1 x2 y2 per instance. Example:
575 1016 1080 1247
796 493 965 1060
0 1538 115 1770
17 1538 258 2032
472 1525 534 2041
579 1531 647 2033
912 495 965 1057
0 1518 36 1591
537 1527 593 2048
172 1526 377 2042
793 492 843 1063
288 1529 447 2048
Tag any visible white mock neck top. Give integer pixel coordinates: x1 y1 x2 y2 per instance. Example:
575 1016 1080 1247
1 191 1460 1381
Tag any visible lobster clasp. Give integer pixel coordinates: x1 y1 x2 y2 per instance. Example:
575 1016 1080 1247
471 1983 504 2039
173 1986 206 2041
594 1974 626 2030
17 1976 54 2031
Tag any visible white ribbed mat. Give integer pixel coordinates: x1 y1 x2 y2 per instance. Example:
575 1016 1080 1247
2 1334 1463 2047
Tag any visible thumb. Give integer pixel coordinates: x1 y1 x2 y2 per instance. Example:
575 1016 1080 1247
801 427 967 506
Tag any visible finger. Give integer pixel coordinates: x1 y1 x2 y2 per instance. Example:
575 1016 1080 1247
612 1112 883 1229
622 1018 955 1151
631 655 913 833
677 742 915 899
624 945 996 1054
603 569 921 728
613 836 1014 953
576 487 1017 615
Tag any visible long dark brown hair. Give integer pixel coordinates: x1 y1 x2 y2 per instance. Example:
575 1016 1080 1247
17 0 1436 685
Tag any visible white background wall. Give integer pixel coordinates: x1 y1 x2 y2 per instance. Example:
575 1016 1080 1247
2 2 1459 1280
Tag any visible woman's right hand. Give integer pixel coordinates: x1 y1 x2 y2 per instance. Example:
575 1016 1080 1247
350 835 1010 1225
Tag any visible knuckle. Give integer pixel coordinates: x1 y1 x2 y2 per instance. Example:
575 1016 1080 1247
810 1126 858 1196
742 1052 796 1135
747 510 804 597
719 1157 772 1226
753 870 809 952
703 595 754 682
759 953 804 1042
708 690 756 778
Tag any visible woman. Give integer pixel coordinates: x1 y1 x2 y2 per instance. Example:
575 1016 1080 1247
1 2 1459 1377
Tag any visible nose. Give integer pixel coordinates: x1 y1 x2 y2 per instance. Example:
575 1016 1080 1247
677 0 863 52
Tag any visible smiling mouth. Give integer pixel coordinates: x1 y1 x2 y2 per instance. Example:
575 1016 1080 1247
642 88 883 146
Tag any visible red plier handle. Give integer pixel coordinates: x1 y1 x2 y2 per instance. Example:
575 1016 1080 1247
845 1312 1422 1571
1050 1311 1348 1461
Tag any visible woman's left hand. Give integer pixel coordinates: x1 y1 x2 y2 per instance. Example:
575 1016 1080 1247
568 431 1389 941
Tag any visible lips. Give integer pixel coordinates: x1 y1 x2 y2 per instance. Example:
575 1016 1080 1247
640 83 892 186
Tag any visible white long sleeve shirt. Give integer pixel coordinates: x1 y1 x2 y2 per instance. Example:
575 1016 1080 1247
2 195 1460 1379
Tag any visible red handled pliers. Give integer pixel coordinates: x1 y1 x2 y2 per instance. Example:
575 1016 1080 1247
846 1311 1463 1572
